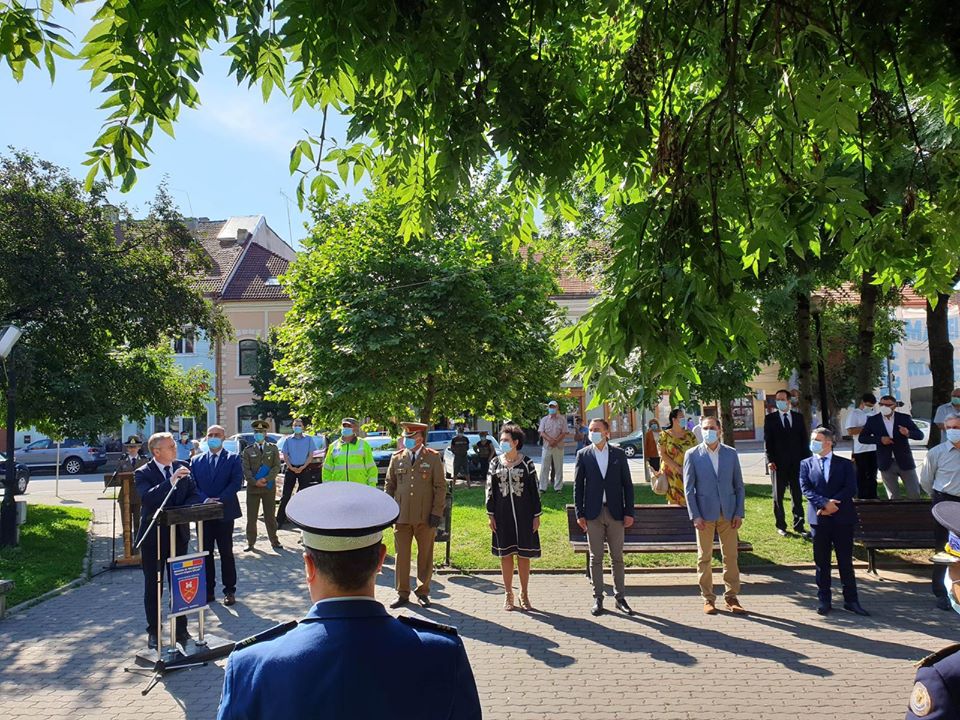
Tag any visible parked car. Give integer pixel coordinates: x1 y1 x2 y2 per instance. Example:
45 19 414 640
442 434 502 482
609 429 645 459
426 429 456 451
910 419 931 446
0 454 31 494
368 436 398 485
197 432 285 456
15 438 107 475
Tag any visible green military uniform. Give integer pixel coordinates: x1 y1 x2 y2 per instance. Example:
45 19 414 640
323 437 378 485
385 422 446 604
116 437 147 536
242 420 282 550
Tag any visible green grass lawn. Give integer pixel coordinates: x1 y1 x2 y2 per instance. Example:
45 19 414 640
391 484 887 571
0 504 91 607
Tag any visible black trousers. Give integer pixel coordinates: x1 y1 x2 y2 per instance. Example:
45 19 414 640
277 467 321 525
932 490 960 597
141 530 187 636
853 451 879 499
477 458 491 482
812 521 859 605
773 464 805 532
203 518 237 597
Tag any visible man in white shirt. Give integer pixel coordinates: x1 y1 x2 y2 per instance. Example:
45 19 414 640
921 414 960 611
538 400 569 492
934 388 960 430
845 393 879 498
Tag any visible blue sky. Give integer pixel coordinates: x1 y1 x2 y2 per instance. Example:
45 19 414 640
0 4 357 247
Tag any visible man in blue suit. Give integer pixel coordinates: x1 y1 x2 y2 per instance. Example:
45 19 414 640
135 432 202 649
217 482 481 720
799 426 869 616
574 418 635 616
191 425 244 606
859 394 923 499
683 416 747 615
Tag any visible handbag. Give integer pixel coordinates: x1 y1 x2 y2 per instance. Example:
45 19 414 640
651 471 669 496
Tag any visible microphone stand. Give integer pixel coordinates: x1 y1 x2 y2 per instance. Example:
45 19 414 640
102 467 121 569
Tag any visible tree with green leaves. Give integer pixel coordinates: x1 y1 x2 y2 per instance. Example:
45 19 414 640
272 174 567 429
0 150 227 437
249 331 293 431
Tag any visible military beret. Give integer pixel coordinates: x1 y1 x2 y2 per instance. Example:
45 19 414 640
287 482 399 552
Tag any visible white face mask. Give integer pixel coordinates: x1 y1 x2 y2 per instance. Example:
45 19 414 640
879 405 894 417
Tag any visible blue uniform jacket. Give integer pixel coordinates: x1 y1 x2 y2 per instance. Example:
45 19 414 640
573 444 635 521
859 411 923 471
217 598 482 720
907 644 960 719
799 453 858 527
190 450 243 522
682 443 746 522
134 460 201 547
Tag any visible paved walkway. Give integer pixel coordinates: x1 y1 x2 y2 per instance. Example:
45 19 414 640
0 480 953 719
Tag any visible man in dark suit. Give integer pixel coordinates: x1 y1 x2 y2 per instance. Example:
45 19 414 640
135 432 202 649
574 418 635 616
799 426 869 616
191 424 243 606
763 388 811 537
858 394 923 499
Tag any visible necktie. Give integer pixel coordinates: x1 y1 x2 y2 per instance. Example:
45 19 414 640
783 413 791 429
164 465 172 481
820 457 826 479
211 453 218 472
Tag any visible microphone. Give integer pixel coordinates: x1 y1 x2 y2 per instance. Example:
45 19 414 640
230 621 299 652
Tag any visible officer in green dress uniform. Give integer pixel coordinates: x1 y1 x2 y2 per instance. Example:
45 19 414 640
907 501 960 719
242 419 282 551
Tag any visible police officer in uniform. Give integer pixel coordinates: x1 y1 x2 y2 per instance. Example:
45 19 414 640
242 419 282 552
450 426 470 483
907 501 960 719
116 435 147 535
385 421 446 608
216 482 482 720
474 430 495 484
322 417 378 485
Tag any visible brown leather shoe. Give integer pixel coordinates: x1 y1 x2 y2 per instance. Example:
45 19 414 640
725 597 747 615
223 594 236 607
703 601 717 615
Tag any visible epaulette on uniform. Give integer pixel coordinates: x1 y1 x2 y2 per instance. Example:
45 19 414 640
398 614 459 636
392 449 405 456
917 643 960 668
423 447 440 456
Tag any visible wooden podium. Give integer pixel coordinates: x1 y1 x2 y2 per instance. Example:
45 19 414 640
103 471 142 567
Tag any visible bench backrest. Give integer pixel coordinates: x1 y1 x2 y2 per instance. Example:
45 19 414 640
566 504 697 544
853 499 936 542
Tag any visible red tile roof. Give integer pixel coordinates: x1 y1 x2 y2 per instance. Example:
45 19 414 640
221 243 290 301
814 283 955 309
193 219 246 296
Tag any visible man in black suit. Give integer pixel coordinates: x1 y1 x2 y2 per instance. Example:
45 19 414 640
799 426 868 616
135 431 202 650
858 394 923 499
574 418 635 616
191 425 243 606
763 388 811 537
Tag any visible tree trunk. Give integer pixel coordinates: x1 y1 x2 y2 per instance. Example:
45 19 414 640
720 396 736 448
855 271 880 399
796 292 815 424
927 293 954 448
420 373 437 425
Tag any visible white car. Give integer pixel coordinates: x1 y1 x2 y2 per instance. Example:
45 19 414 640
910 419 931 446
442 434 502 482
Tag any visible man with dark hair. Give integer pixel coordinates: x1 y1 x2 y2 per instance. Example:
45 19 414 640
763 388 811 538
845 393 879 498
216 482 481 720
449 426 470 483
859 394 924 499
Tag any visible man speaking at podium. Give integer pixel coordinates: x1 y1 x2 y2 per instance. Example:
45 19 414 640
135 432 202 650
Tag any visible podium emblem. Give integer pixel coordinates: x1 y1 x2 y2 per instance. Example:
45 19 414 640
179 577 199 604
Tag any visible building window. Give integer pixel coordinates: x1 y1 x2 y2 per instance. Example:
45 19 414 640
238 339 259 376
173 330 195 355
238 405 258 433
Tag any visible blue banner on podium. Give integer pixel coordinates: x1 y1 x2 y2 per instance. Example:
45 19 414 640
168 553 207 616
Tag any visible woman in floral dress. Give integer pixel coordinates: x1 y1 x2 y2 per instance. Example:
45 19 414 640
486 422 542 611
657 408 697 506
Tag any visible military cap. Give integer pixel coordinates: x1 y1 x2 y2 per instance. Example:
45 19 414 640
124 435 142 446
933 502 960 562
251 419 271 431
400 421 429 438
287 482 399 552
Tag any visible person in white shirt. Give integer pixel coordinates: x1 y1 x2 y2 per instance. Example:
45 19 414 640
537 400 569 492
921 414 960 611
845 392 879 498
934 388 960 430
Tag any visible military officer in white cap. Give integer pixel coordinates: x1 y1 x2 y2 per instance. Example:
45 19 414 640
216 482 481 720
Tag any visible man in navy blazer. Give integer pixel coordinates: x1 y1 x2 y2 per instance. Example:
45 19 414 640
858 394 923 499
135 432 202 649
683 416 747 615
191 425 244 606
800 427 869 616
574 418 635 616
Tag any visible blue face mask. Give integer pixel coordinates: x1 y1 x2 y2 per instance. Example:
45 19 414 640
947 428 960 444
293 426 304 435
952 397 960 406
944 572 960 615
207 437 223 450
253 432 265 443
499 439 513 453
703 429 718 445
776 400 789 412
341 427 354 438
548 407 557 415
589 431 604 445
810 439 823 455
403 437 416 450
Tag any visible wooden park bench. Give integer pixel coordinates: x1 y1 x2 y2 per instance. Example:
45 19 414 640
853 499 937 574
0 578 14 618
566 504 753 575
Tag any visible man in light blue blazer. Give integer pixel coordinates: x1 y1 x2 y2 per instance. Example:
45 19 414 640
683 416 747 615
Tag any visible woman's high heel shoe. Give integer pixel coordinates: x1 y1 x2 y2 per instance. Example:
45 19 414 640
503 592 515 611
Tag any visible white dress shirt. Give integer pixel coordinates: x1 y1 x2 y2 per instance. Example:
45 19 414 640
882 413 895 437
819 452 832 482
704 442 721 475
595 443 609 503
781 412 792 429
920 442 960 496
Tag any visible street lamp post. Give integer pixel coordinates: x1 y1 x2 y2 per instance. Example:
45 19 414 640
1 325 23 548
811 307 830 429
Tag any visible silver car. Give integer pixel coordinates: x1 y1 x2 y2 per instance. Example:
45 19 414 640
16 438 107 475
